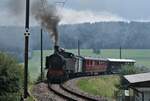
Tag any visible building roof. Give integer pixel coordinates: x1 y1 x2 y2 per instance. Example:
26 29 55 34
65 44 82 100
124 72 150 83
108 58 136 63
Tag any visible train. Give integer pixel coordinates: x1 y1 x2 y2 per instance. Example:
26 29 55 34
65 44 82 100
45 46 135 83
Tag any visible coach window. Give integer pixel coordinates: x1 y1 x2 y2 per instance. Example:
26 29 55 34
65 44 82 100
91 60 94 66
96 61 98 65
89 60 91 66
86 60 88 65
88 60 90 66
86 60 89 66
93 61 95 65
91 60 93 66
97 61 99 65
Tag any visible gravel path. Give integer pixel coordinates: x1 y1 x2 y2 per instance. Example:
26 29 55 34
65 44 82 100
51 84 87 101
32 83 66 101
32 76 107 101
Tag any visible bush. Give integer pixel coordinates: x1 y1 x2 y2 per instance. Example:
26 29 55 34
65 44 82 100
0 52 23 100
120 65 150 75
0 93 22 101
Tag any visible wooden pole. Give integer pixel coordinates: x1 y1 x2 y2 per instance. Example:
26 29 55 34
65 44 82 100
41 29 43 81
78 40 80 56
120 46 122 59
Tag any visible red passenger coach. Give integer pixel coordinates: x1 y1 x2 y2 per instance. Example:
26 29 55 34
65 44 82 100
83 57 108 73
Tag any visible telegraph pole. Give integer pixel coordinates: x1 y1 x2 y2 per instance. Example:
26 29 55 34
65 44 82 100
24 0 30 98
120 46 122 59
78 40 80 56
41 28 43 81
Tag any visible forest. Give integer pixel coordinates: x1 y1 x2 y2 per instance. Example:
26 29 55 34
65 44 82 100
0 21 150 61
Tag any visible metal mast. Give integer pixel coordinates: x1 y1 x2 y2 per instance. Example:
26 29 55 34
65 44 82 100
24 0 30 98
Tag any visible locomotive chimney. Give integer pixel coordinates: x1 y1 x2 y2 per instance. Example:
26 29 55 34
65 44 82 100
54 45 59 53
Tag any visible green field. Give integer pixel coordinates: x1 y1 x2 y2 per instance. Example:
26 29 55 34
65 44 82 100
29 49 150 81
76 75 121 99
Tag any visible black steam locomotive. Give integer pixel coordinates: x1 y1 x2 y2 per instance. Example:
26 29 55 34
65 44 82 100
46 46 76 83
45 46 136 84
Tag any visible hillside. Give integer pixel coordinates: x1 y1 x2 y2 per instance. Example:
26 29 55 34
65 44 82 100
1 21 150 61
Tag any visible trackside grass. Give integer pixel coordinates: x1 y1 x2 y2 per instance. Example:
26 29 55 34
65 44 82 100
76 75 121 100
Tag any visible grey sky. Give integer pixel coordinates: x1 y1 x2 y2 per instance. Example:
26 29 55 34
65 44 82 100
0 0 150 25
1 0 150 20
62 0 150 20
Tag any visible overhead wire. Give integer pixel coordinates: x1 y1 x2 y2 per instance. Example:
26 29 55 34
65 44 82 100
55 0 68 7
55 0 68 12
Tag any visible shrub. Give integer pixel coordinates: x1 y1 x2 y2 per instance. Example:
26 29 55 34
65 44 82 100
120 65 150 75
0 93 22 101
0 52 23 100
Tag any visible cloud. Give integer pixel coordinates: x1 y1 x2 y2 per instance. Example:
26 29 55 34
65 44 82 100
59 8 129 24
0 7 144 26
0 9 38 26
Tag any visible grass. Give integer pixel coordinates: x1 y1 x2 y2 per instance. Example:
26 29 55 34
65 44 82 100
28 50 53 82
28 49 150 81
76 75 121 99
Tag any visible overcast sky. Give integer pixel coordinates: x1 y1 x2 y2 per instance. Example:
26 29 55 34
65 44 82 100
61 0 150 20
0 0 150 25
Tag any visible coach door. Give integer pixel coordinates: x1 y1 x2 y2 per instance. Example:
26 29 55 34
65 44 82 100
75 57 83 73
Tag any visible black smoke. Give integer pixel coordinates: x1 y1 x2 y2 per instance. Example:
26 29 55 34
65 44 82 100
31 0 60 46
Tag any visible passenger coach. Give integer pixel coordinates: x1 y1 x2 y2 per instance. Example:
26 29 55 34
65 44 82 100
82 57 109 74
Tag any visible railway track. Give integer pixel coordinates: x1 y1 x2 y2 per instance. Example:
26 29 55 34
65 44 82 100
48 83 103 101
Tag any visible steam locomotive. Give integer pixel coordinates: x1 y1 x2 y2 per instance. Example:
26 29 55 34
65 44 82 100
45 46 135 83
45 45 77 83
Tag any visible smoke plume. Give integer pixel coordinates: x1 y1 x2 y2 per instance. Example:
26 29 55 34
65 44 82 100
31 0 60 45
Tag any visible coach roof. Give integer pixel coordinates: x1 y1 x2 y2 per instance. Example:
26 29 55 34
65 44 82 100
107 58 136 63
84 57 108 61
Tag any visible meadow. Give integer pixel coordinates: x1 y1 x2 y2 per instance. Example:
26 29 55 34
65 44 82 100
29 49 150 81
76 75 121 99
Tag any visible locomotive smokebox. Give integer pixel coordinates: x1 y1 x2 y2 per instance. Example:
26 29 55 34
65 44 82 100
54 45 59 53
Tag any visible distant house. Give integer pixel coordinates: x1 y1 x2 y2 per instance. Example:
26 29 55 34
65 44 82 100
124 72 150 101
